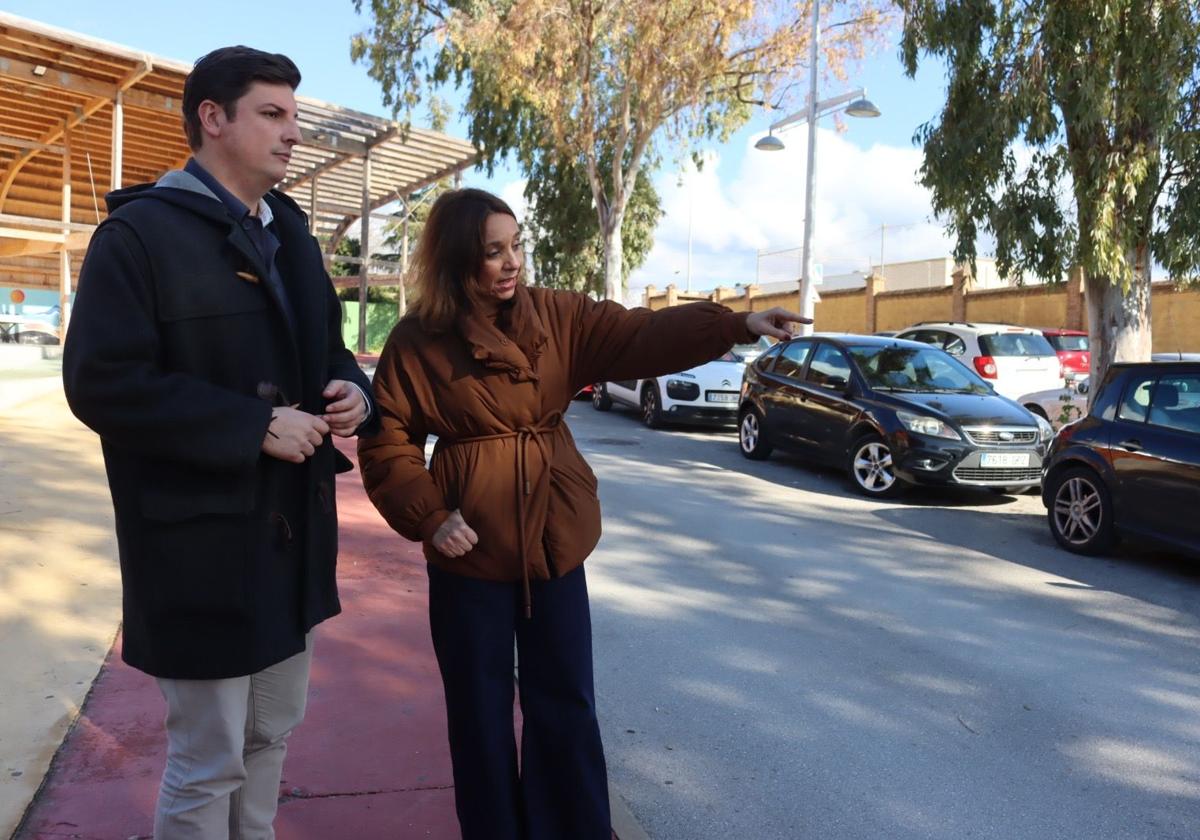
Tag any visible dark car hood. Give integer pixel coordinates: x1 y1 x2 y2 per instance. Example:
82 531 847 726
889 392 1034 427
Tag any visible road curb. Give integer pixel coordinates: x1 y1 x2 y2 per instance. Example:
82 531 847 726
610 782 651 840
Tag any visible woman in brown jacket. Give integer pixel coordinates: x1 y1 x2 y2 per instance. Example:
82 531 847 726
358 188 805 839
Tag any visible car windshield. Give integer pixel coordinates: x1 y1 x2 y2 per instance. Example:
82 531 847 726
1047 334 1088 352
848 345 992 395
720 336 774 363
979 332 1057 356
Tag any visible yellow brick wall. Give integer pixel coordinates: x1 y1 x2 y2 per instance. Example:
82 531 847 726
644 281 1199 351
814 290 865 332
875 288 954 332
965 286 1070 327
1152 283 1200 353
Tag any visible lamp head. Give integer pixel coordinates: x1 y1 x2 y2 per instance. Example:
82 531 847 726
844 97 881 119
754 133 786 152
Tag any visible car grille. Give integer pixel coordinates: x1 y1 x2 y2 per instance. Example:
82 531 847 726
952 466 1042 482
962 427 1038 446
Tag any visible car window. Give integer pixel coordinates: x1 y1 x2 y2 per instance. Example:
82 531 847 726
979 332 1057 357
849 345 990 394
754 342 783 371
932 330 967 356
1047 334 1088 352
1117 376 1154 423
805 343 852 387
1148 374 1200 434
772 340 812 378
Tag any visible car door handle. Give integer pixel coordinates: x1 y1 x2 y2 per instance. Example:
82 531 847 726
1118 439 1143 452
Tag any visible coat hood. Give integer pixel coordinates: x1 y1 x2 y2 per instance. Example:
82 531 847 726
105 169 305 227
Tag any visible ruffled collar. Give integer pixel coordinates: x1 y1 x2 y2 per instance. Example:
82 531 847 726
456 284 548 382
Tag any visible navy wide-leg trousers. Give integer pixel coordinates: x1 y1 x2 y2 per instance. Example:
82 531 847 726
427 562 611 840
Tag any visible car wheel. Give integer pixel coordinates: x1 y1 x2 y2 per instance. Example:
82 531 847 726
591 383 612 411
641 383 664 429
738 408 773 460
1047 466 1115 555
848 433 905 498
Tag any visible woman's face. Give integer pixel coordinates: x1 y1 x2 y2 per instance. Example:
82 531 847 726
477 212 523 304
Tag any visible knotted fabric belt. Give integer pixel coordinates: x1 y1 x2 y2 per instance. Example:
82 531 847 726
437 410 565 618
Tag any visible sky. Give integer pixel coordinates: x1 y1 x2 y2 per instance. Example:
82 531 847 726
2 0 965 304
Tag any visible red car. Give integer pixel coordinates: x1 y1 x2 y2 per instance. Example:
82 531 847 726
1040 328 1089 379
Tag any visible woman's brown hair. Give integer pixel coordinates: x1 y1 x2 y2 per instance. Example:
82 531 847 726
407 188 519 332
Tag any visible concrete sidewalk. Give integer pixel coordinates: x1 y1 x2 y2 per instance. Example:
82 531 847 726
2 376 643 839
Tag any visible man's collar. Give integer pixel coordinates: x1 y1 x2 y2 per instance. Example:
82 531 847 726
184 158 273 226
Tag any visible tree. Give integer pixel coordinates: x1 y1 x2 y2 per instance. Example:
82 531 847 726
523 149 662 298
352 0 891 299
899 0 1200 386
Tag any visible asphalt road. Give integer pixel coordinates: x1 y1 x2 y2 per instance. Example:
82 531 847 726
566 401 1200 840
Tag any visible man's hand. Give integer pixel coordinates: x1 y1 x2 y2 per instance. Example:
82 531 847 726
263 406 329 463
432 510 479 558
321 379 368 437
745 307 812 340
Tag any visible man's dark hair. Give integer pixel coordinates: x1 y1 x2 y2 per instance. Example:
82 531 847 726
182 46 301 150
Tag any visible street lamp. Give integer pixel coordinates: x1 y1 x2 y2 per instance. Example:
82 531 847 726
754 0 880 335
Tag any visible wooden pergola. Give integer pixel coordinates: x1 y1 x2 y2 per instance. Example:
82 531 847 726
0 12 478 342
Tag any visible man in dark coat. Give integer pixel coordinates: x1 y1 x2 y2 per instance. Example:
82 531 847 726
62 46 377 838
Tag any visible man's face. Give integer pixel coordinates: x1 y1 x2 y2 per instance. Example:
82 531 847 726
209 81 300 190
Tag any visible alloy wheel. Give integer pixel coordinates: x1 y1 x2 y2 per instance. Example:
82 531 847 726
852 440 896 494
1052 475 1103 546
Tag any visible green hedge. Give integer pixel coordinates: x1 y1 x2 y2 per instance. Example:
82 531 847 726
341 301 399 355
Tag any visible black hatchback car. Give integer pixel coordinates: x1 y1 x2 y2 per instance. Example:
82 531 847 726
738 335 1053 497
1042 361 1200 557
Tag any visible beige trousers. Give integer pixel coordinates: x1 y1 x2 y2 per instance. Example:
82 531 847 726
153 633 314 840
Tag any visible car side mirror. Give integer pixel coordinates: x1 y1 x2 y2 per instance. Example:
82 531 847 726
822 375 850 393
1075 380 1090 396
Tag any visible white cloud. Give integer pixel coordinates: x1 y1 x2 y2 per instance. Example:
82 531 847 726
627 129 959 295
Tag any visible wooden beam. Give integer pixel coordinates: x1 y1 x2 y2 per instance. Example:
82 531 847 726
0 59 152 211
0 134 66 154
112 89 123 190
357 147 370 353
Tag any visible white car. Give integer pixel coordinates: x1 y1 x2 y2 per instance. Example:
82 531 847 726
894 321 1064 401
1019 376 1089 429
593 338 772 428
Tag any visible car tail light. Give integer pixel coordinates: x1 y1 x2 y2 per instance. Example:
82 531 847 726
974 355 998 379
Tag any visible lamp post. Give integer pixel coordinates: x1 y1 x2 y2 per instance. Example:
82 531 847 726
755 0 880 335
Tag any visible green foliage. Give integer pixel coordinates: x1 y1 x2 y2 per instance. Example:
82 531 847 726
328 236 360 278
899 0 1200 288
524 151 662 295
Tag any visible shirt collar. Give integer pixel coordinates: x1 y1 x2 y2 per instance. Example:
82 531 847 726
184 158 273 227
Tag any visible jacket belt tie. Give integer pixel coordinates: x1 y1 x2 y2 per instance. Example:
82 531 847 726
439 410 564 618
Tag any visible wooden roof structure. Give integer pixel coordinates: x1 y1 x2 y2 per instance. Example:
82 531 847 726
0 12 478 323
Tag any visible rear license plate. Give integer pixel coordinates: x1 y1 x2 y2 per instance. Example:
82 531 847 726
981 452 1031 468
706 392 738 403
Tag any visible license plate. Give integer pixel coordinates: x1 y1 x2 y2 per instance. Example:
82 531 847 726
981 452 1031 468
706 392 738 403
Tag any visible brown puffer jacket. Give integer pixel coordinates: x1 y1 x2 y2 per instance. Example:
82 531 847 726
358 285 754 611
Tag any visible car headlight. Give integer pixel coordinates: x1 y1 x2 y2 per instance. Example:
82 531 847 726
896 410 961 440
1035 413 1054 442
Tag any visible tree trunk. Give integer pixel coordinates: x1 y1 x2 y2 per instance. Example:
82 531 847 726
602 213 624 302
1085 243 1153 395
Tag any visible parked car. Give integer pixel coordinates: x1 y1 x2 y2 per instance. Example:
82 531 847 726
894 322 1064 401
1042 360 1200 557
1019 376 1090 429
738 334 1052 497
0 317 59 345
1152 352 1200 362
1040 328 1090 379
593 337 773 428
